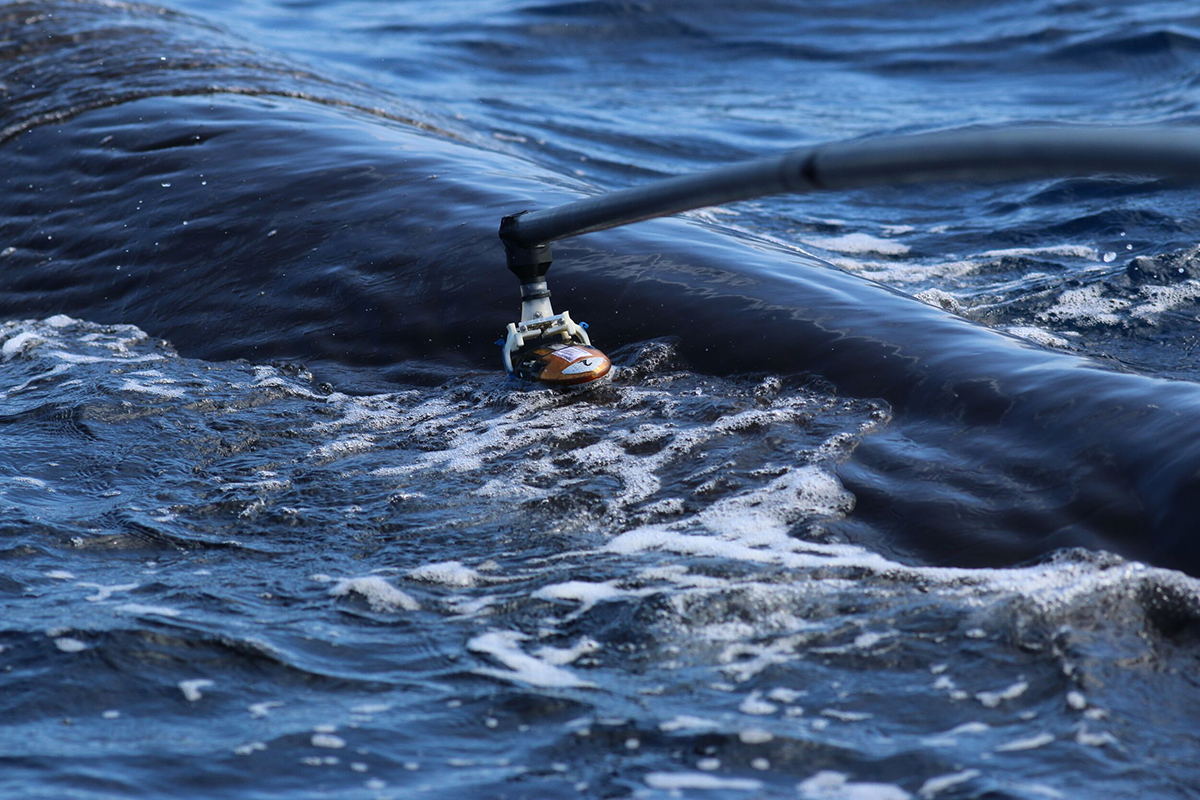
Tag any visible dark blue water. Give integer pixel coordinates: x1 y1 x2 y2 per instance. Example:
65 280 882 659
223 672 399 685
4 1 1200 797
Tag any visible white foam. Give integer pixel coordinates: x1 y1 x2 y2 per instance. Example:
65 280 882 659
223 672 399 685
179 679 214 702
447 594 496 617
308 434 377 462
995 732 1054 752
1075 726 1117 747
11 476 47 488
853 631 889 649
1011 785 1064 799
329 577 420 612
767 687 803 704
312 733 346 749
980 244 1100 261
45 570 75 580
249 365 325 400
48 350 155 364
920 721 990 747
54 637 87 653
408 561 482 587
533 580 635 615
914 289 964 313
2 331 42 359
119 378 184 399
115 603 181 618
804 233 911 256
820 708 872 722
738 728 774 744
976 680 1028 708
249 701 284 718
1131 280 1200 322
918 770 981 798
659 715 719 733
696 465 852 541
644 773 763 791
534 637 600 666
797 771 911 799
835 257 979 286
738 691 778 716
1039 284 1128 326
1002 326 1070 349
219 478 290 493
720 638 791 680
78 582 139 602
127 336 1195 789
467 630 593 688
604 520 892 573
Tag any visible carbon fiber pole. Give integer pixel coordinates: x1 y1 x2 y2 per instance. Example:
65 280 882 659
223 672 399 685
500 126 1200 251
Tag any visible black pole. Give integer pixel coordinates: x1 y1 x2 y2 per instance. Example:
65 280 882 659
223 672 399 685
500 125 1200 252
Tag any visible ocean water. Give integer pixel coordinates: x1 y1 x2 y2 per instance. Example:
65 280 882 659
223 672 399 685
3 0 1200 797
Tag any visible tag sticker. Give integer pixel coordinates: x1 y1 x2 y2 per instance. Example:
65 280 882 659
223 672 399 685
562 358 601 375
550 346 594 362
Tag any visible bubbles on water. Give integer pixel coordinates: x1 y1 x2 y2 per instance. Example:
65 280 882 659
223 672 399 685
54 637 87 653
797 771 909 800
1039 283 1130 326
994 732 1055 752
249 701 284 718
645 772 763 791
311 733 346 749
467 630 594 689
918 769 980 798
803 232 912 256
3 318 1199 797
976 680 1029 708
408 560 483 587
178 679 214 702
802 224 1200 380
328 577 420 612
